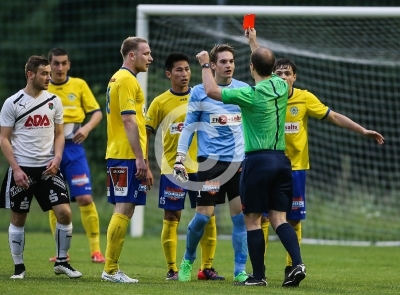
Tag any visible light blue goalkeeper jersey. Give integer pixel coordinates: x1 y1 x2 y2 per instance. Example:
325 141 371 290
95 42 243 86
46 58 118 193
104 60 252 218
177 79 247 162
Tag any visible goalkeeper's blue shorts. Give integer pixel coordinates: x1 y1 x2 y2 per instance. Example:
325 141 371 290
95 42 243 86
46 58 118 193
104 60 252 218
158 173 197 211
60 140 92 200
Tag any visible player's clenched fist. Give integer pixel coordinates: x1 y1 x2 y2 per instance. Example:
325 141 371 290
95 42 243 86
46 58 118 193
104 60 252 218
196 51 210 66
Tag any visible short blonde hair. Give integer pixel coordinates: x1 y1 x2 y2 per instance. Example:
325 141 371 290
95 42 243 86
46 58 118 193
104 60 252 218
120 37 148 58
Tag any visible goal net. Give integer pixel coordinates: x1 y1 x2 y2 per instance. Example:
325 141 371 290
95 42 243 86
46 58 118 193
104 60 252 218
139 5 400 244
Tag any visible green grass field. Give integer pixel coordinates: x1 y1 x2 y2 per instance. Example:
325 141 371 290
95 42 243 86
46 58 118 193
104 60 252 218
0 232 398 295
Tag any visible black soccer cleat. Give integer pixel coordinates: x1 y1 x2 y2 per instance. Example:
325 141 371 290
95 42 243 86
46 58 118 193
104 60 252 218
282 263 306 287
234 274 267 286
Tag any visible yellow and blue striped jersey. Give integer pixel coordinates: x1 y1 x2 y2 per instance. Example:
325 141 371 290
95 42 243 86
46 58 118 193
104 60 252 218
48 76 100 124
146 88 198 174
105 67 147 160
285 88 330 170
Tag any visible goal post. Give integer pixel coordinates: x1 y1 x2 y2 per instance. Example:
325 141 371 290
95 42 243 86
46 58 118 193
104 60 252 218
133 5 400 244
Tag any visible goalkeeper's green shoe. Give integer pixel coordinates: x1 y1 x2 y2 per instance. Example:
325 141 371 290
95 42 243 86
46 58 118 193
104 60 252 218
233 270 249 283
178 259 193 282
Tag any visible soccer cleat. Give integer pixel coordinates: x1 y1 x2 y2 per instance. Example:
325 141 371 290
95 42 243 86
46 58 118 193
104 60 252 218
178 259 193 282
54 262 82 278
10 264 26 279
101 270 138 283
233 270 249 283
49 254 70 262
198 267 225 280
234 274 267 286
282 264 306 287
91 251 106 263
284 265 292 279
166 269 178 280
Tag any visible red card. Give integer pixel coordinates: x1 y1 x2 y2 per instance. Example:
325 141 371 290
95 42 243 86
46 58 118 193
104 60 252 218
243 14 255 30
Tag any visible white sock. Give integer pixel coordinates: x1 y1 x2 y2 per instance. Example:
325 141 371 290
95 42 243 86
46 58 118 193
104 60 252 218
55 222 73 261
9 223 25 265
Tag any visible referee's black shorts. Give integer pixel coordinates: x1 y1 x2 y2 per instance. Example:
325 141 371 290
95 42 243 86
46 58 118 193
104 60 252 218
240 150 292 214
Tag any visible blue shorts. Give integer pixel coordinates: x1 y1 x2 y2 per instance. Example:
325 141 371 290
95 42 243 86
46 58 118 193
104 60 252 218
60 141 92 200
106 159 147 205
262 170 306 220
158 174 197 211
287 170 306 220
240 150 292 214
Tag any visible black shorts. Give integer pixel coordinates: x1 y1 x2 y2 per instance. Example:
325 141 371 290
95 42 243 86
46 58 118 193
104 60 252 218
240 150 292 214
0 166 70 213
196 157 241 206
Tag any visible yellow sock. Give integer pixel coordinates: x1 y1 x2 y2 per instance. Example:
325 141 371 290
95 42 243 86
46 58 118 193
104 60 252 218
261 219 270 255
79 202 101 253
200 215 216 270
161 219 179 272
49 209 57 236
104 213 130 274
286 222 302 266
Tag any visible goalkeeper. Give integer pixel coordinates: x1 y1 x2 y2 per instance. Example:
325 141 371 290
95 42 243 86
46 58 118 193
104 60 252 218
146 52 223 281
174 44 249 284
261 57 384 282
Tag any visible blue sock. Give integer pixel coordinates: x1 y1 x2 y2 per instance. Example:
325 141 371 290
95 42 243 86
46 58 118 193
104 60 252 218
184 212 210 263
275 222 302 266
231 213 247 277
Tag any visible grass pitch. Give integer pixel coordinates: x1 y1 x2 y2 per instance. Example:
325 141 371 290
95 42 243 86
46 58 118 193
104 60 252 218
0 232 398 295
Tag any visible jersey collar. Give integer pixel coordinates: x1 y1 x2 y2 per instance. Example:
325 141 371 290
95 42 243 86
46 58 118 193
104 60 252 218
50 76 69 86
121 67 136 77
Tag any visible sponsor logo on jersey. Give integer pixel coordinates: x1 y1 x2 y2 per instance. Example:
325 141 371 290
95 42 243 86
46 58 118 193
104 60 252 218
71 174 90 186
285 122 300 134
18 103 26 108
170 122 184 134
290 106 299 116
24 114 51 128
202 180 220 195
68 93 77 101
164 186 185 200
210 114 241 126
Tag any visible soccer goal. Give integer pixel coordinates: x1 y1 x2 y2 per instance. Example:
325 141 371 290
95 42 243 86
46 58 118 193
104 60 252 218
134 5 400 245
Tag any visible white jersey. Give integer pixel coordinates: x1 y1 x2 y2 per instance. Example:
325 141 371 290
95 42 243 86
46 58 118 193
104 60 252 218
0 89 63 167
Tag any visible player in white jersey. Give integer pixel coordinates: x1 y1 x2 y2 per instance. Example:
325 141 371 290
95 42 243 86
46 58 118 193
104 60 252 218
0 55 82 280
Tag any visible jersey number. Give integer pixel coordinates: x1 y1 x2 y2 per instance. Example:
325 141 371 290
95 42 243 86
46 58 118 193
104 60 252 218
106 87 111 114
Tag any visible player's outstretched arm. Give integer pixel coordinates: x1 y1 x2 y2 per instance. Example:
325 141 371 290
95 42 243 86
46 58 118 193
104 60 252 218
327 110 384 144
245 28 259 52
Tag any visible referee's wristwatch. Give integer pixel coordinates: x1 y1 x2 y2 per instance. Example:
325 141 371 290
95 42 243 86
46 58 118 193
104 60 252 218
201 63 211 69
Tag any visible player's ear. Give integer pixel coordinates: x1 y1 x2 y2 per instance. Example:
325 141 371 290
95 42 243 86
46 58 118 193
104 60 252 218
165 71 171 79
210 62 216 70
293 73 297 82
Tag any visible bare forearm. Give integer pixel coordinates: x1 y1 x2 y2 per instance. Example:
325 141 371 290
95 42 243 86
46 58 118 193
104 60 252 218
249 39 259 52
203 69 222 101
84 111 102 132
146 128 152 167
125 120 144 160
1 140 20 170
327 112 366 134
54 133 65 159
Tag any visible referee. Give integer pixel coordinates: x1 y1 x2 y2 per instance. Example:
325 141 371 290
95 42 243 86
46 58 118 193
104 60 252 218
194 28 306 287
